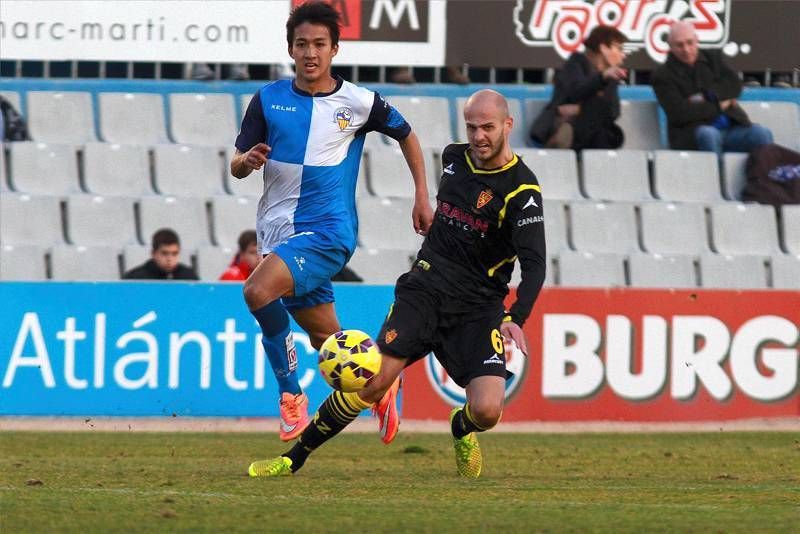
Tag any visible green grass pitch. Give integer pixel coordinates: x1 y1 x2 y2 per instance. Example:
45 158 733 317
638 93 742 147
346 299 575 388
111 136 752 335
1 431 798 532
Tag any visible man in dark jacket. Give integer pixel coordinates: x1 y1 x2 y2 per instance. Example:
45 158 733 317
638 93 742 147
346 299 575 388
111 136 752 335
652 20 772 154
123 228 199 280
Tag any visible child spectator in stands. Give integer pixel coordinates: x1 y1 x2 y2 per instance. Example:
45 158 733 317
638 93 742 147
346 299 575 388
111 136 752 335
220 230 260 281
652 20 773 155
530 25 628 150
123 228 199 280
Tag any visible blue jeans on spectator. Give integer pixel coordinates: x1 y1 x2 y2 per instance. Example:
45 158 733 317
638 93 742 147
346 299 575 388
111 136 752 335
694 124 773 155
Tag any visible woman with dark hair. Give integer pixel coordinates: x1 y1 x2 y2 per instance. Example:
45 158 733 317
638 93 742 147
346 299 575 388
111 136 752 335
530 25 629 150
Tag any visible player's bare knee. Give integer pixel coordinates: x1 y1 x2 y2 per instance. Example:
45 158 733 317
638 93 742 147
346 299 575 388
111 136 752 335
242 280 275 309
469 401 502 429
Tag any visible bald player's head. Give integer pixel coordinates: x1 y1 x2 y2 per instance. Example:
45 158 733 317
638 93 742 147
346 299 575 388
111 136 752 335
463 89 513 168
667 20 699 66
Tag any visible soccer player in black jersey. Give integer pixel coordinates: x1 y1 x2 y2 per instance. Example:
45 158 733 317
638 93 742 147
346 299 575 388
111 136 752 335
249 89 546 479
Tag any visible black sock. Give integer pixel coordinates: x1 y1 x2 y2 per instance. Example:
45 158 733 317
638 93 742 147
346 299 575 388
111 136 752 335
283 390 370 472
451 403 484 439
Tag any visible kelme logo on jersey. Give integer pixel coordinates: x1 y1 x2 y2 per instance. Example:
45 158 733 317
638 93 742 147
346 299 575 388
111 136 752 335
476 189 493 209
424 339 527 407
335 107 353 131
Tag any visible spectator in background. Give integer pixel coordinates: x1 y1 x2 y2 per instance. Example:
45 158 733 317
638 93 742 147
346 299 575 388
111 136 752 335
0 95 31 142
389 65 471 85
220 230 260 281
530 25 628 150
190 62 251 81
123 228 199 280
652 20 773 155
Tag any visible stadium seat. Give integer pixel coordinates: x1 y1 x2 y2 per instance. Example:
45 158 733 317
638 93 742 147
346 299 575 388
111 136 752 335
558 251 626 287
153 144 225 196
357 197 425 250
516 148 582 200
196 245 236 281
98 92 169 145
138 195 211 251
699 253 767 288
26 91 97 144
509 256 555 287
580 149 653 202
169 93 238 146
771 254 800 289
0 244 47 281
223 147 263 197
239 93 252 120
122 244 151 272
210 196 256 248
617 100 663 150
0 194 64 246
739 101 800 151
367 146 438 197
385 96 453 149
0 144 8 191
721 152 749 201
456 97 528 148
345 247 416 284
569 201 639 254
628 253 696 288
49 245 121 281
652 150 722 202
544 199 569 253
0 90 21 111
709 202 780 256
8 142 81 195
65 195 139 247
639 202 709 255
82 143 154 197
781 205 800 255
524 99 548 139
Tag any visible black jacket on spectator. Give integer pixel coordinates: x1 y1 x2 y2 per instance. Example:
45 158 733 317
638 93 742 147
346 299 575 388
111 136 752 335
530 52 622 150
123 260 199 280
652 49 750 150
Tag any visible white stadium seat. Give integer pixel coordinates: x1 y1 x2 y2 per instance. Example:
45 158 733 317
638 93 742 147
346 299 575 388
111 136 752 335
617 100 663 150
639 202 709 255
196 245 236 281
224 147 264 198
153 144 226 196
0 193 64 246
524 99 548 141
65 195 139 247
367 146 438 198
0 90 21 111
781 205 800 255
357 196 425 251
516 148 582 201
699 254 767 289
169 93 238 146
8 142 81 195
98 92 169 145
628 253 696 288
210 196 257 248
122 244 151 272
83 143 154 197
0 144 8 192
345 247 416 284
49 245 120 281
544 199 569 254
581 149 653 202
721 152 749 201
0 244 47 280
558 251 626 287
771 255 800 289
569 201 639 254
653 150 722 202
739 101 800 151
137 195 211 251
385 96 453 149
26 91 96 143
709 203 780 256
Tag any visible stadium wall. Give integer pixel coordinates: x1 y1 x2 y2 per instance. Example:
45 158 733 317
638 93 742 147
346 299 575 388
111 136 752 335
1 282 797 421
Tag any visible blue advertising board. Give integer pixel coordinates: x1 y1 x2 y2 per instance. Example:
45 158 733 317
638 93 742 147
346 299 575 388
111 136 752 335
0 282 395 416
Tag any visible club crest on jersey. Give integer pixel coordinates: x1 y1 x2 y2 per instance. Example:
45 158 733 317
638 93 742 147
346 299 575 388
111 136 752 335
334 107 352 131
476 189 493 209
385 329 398 344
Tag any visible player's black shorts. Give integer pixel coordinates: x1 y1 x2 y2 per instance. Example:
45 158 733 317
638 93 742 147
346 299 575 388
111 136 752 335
376 262 507 388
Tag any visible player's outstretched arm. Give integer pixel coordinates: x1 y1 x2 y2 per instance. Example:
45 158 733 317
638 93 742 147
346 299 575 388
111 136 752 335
230 143 271 179
398 131 433 234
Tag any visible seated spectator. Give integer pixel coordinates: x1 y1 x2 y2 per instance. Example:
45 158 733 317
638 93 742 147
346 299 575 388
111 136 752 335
652 20 773 155
530 25 628 150
123 228 199 280
220 230 260 281
190 63 250 81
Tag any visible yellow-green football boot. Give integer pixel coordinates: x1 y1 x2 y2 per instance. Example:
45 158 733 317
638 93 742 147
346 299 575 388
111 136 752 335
449 408 482 478
248 456 293 477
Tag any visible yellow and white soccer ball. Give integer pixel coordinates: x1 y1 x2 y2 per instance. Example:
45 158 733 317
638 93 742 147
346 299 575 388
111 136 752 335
318 329 382 392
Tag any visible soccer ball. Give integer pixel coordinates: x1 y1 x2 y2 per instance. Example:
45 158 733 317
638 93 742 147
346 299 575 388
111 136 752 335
318 330 382 392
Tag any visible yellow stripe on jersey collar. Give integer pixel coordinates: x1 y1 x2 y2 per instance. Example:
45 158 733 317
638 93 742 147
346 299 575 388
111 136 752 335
487 255 517 277
498 184 541 228
464 150 519 174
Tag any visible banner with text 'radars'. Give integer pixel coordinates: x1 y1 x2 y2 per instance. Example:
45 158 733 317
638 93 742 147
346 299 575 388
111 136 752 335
0 282 394 416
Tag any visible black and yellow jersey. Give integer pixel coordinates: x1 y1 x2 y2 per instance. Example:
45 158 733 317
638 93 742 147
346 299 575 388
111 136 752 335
416 143 546 326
